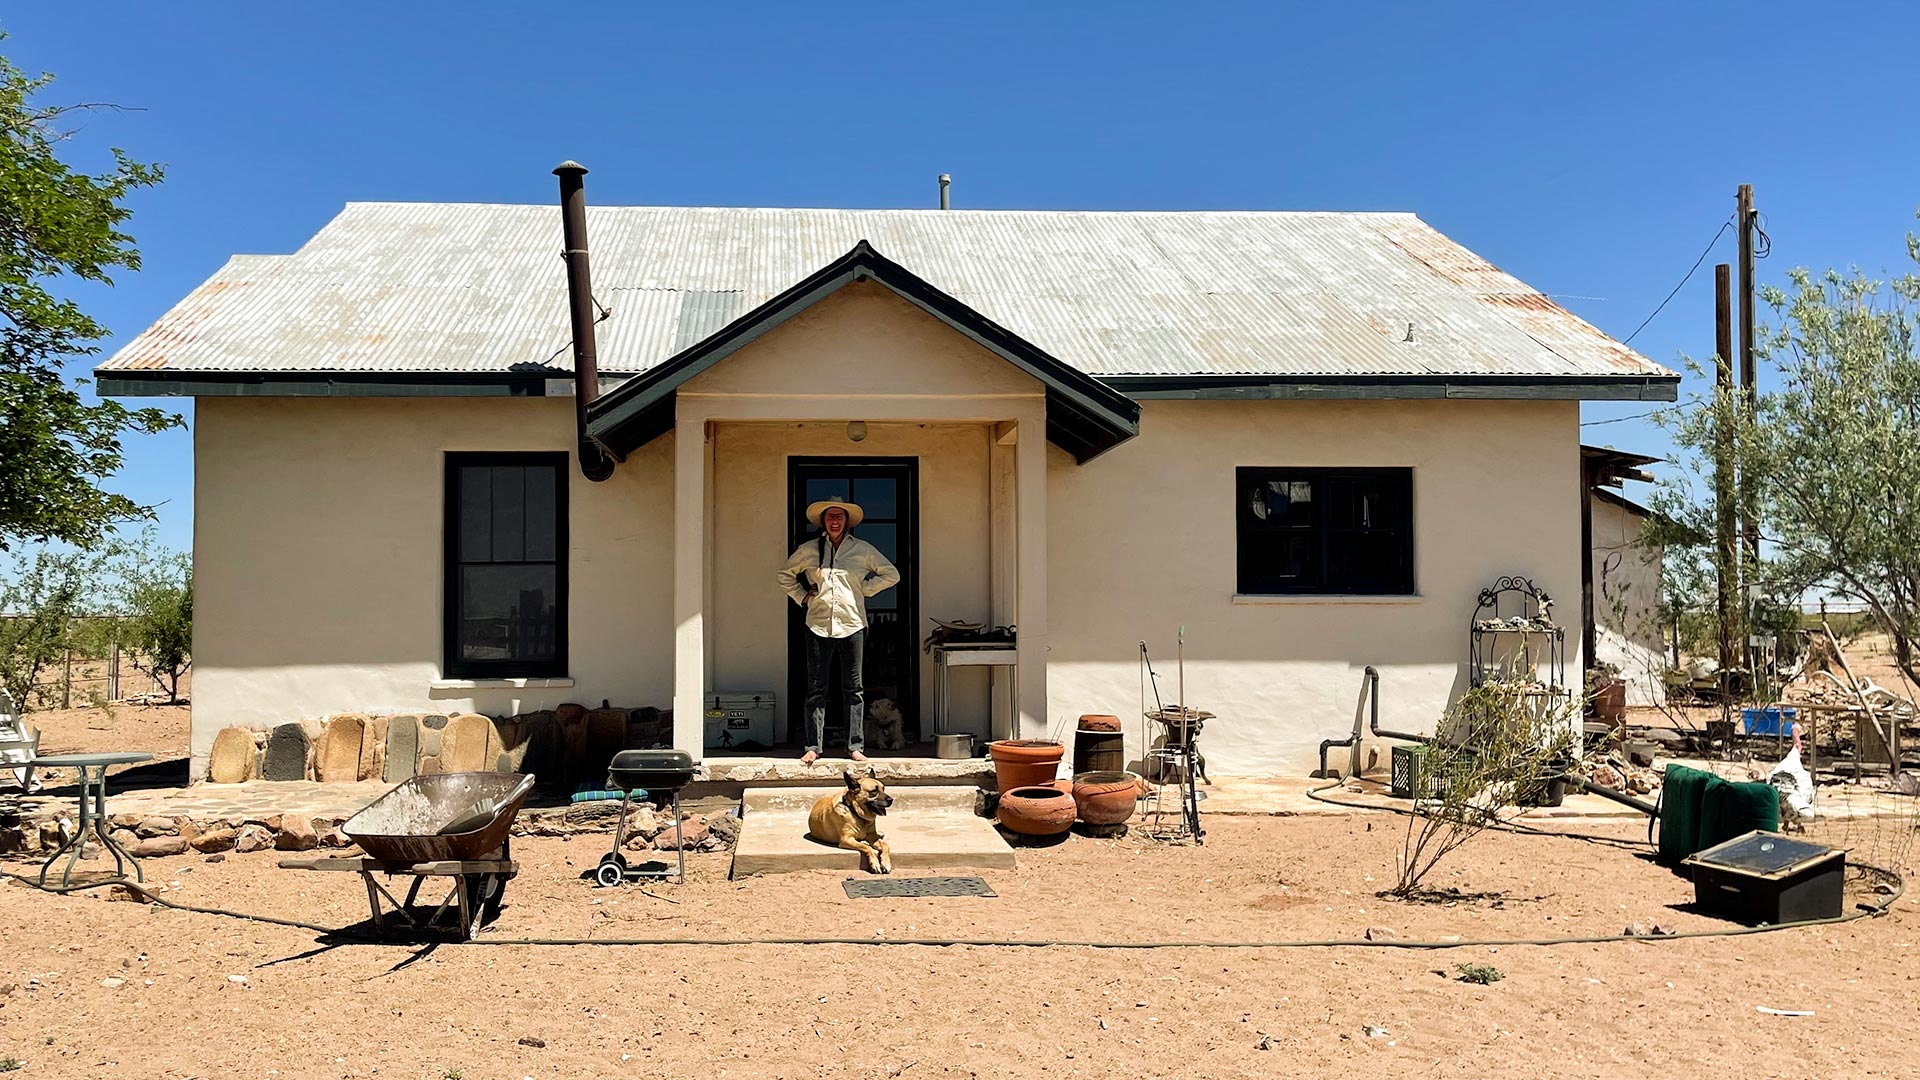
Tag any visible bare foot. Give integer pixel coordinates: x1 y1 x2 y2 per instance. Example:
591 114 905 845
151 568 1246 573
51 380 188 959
849 750 868 763
801 750 819 765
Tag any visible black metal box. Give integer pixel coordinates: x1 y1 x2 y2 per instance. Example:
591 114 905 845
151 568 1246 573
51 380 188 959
1683 830 1845 926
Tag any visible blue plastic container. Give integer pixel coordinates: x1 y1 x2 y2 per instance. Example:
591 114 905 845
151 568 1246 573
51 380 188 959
1741 706 1798 736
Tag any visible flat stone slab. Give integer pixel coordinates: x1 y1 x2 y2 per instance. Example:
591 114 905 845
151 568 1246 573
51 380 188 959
383 716 420 783
702 756 995 785
260 724 310 781
730 785 1014 878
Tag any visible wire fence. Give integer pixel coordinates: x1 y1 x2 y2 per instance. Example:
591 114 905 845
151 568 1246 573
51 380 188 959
2 615 184 710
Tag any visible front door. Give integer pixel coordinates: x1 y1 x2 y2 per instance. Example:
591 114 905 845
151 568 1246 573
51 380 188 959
787 458 919 752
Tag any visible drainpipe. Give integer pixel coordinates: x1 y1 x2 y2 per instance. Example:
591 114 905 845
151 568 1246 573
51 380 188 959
1315 666 1429 778
938 173 951 210
554 160 617 482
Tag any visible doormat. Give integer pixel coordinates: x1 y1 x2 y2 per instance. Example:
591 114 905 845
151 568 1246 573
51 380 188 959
843 875 997 899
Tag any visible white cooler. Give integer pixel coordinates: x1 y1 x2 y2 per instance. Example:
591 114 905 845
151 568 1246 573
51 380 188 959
704 691 776 750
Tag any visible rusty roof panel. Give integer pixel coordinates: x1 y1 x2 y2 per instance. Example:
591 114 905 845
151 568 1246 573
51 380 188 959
100 203 1674 384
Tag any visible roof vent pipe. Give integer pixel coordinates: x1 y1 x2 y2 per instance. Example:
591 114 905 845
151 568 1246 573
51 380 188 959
554 160 617 482
938 173 951 210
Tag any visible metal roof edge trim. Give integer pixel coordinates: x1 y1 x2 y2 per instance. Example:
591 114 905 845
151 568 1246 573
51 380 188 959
1106 374 1680 402
95 371 556 398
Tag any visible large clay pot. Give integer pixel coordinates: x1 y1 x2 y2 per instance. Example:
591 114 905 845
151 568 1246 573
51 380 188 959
1072 771 1145 826
988 739 1065 790
996 785 1077 836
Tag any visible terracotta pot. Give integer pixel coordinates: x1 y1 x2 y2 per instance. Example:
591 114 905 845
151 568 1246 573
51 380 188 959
996 785 1077 836
988 739 1065 790
1077 713 1123 732
1071 770 1145 826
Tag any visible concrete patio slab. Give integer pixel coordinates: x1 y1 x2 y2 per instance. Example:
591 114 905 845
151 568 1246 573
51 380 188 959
731 785 1014 878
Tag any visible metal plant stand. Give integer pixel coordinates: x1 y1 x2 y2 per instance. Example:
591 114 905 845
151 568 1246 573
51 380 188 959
1469 576 1571 710
1144 707 1210 843
33 751 154 887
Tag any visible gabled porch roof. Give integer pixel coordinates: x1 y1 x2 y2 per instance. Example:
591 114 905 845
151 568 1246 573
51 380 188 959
584 241 1142 464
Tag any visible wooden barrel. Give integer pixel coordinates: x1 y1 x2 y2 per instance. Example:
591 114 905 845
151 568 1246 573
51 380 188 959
1074 718 1126 775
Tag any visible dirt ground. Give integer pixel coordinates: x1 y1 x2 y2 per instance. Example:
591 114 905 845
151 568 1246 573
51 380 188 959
2 809 1916 1080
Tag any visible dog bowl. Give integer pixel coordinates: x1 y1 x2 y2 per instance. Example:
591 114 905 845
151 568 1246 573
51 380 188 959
934 732 975 759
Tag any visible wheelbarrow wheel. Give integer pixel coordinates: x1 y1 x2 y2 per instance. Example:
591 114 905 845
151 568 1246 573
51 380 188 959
595 860 626 888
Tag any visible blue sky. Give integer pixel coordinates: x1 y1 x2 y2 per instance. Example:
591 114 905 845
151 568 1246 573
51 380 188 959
7 2 1919 559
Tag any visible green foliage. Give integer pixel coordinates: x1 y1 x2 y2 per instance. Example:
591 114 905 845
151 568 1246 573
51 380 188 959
1654 221 1920 690
1455 962 1504 985
0 39 178 552
102 530 191 702
1393 676 1581 896
0 545 97 708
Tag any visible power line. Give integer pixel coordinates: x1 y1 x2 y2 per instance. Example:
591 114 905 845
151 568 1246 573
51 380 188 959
1622 215 1734 345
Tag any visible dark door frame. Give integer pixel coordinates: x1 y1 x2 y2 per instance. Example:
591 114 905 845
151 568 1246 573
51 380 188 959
785 456 920 749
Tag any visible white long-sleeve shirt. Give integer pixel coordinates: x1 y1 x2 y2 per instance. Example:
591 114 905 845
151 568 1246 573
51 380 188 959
776 534 901 639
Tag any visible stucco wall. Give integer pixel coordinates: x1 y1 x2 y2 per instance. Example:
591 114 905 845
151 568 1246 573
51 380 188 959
1591 493 1667 707
1044 398 1585 776
190 397 674 773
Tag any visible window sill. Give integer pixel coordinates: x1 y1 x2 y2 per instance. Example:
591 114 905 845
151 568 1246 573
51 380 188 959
429 677 576 691
1232 593 1422 605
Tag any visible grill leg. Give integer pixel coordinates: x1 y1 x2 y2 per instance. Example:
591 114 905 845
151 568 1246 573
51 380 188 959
672 791 685 884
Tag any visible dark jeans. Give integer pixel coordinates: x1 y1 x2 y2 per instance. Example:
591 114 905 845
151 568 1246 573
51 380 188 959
804 629 865 754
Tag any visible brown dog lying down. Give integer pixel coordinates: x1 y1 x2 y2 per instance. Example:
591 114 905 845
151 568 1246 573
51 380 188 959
809 767 895 874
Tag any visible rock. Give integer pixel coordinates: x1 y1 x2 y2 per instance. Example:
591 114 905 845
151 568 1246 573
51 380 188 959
191 827 238 854
421 713 449 730
40 820 67 850
517 1036 545 1049
442 712 500 773
261 723 312 781
653 815 710 851
316 714 370 782
0 825 26 855
177 819 201 844
206 853 226 864
383 715 421 783
234 824 274 853
1590 764 1624 790
100 976 126 988
106 884 153 903
624 806 660 839
110 812 142 828
319 823 352 848
135 816 178 838
207 726 257 783
707 812 741 844
275 816 318 851
1623 922 1651 937
496 718 531 773
1624 740 1657 768
109 828 140 850
1363 926 1397 941
132 836 189 857
418 754 442 776
1626 773 1654 796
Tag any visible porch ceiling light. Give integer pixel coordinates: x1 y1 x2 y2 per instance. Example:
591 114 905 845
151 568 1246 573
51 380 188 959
846 420 868 443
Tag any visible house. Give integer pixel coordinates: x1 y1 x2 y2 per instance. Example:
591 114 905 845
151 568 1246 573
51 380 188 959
1583 446 1667 707
98 166 1678 779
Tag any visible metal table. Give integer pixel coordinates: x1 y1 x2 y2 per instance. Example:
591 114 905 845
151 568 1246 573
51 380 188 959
32 751 153 887
932 643 1017 741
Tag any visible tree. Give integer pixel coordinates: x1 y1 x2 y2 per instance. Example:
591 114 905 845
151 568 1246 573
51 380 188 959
0 546 94 709
1655 220 1920 692
103 532 190 703
1 39 178 552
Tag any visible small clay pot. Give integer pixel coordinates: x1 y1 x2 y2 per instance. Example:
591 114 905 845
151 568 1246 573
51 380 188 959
1072 770 1145 826
988 739 1065 790
1077 714 1123 732
996 785 1077 836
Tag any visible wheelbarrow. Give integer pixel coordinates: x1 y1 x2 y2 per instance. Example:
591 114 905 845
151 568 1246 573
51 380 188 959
280 772 534 941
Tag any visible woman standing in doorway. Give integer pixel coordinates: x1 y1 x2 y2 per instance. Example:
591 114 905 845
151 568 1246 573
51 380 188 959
775 499 900 764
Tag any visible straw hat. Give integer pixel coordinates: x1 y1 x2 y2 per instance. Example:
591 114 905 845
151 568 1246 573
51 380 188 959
805 499 864 528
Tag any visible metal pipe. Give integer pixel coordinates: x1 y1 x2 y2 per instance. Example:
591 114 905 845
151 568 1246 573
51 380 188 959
1564 774 1661 817
553 160 617 482
1366 665 1428 744
938 173 951 210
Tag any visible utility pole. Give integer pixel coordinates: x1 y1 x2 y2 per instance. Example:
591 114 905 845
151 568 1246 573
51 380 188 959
1714 262 1738 731
1736 184 1760 685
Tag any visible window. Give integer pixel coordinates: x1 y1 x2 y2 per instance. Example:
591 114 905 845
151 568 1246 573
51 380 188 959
1236 467 1413 595
444 453 568 677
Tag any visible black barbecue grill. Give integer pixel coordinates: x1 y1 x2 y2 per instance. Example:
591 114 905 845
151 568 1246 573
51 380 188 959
596 749 697 887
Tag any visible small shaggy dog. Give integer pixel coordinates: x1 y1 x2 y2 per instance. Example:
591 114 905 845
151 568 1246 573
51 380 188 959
864 697 907 751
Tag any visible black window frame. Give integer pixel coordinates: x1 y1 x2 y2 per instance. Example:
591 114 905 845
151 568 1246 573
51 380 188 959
443 451 569 679
1235 466 1415 596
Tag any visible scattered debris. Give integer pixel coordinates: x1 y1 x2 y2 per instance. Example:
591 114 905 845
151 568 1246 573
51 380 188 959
515 1037 545 1049
1756 1006 1814 1017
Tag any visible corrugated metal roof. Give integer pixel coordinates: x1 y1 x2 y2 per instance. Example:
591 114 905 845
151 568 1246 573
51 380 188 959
99 203 1673 381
